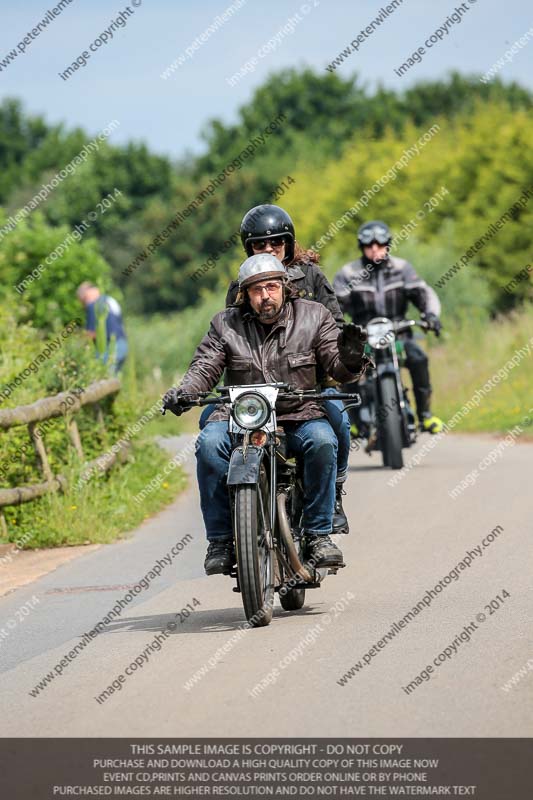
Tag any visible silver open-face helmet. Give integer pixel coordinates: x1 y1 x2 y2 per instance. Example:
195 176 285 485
237 253 287 290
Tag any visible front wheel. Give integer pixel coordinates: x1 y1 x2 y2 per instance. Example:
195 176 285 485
378 375 404 470
234 477 274 627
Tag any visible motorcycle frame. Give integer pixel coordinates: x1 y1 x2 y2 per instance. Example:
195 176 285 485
373 337 411 448
166 382 360 592
359 318 415 450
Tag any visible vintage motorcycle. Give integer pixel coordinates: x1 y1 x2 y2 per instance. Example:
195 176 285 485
163 383 360 628
349 317 431 470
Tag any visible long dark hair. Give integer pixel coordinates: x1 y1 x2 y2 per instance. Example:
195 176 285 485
286 240 320 266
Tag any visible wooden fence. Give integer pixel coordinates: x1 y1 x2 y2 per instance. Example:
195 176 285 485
0 379 127 532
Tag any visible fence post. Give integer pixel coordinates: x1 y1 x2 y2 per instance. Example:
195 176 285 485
67 419 84 460
28 423 54 482
94 403 106 431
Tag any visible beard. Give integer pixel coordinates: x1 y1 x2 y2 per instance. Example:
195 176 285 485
257 299 282 322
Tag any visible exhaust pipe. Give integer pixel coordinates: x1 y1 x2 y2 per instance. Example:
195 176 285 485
276 490 313 583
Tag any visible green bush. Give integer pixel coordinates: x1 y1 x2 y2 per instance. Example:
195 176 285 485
0 212 113 332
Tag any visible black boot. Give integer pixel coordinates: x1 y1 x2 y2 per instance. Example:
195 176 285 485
333 484 349 535
204 538 234 575
305 534 344 568
413 386 432 424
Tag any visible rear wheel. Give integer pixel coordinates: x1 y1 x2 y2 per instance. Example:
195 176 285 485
234 471 274 627
378 376 404 470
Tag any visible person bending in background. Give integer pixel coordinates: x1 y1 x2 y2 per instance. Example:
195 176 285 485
77 282 128 374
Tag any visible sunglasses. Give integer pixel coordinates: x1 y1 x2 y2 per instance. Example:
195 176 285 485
251 238 286 251
248 281 283 297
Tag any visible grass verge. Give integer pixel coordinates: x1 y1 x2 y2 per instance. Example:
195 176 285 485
1 439 187 549
429 305 533 434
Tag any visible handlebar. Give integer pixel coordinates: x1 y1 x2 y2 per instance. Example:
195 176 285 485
393 319 430 334
161 386 361 414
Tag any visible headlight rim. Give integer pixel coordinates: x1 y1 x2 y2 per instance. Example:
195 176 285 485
367 318 395 350
231 391 271 430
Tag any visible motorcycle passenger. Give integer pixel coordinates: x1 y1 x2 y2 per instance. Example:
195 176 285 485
333 220 444 434
163 254 369 576
205 204 352 534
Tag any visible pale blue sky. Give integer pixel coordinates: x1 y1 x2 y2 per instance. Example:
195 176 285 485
1 0 532 159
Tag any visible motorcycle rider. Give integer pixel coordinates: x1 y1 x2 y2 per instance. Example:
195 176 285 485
333 220 444 434
226 204 342 320
163 254 369 576
207 204 352 534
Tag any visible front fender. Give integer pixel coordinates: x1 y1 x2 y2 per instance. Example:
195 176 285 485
226 446 265 485
376 360 396 377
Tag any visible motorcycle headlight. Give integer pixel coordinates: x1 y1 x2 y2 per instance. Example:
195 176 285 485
367 319 394 350
232 392 270 430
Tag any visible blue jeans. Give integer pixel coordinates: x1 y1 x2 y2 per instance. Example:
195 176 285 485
99 337 128 374
322 388 350 484
195 419 337 541
199 391 350 483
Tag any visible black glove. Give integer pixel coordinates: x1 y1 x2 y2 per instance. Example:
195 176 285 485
337 323 368 368
423 313 442 337
162 387 190 417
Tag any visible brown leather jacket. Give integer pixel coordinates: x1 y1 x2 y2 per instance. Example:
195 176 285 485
179 297 368 422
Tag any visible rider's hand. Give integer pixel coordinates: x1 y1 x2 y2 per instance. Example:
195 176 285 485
423 313 442 337
162 387 189 417
337 322 368 368
338 323 367 358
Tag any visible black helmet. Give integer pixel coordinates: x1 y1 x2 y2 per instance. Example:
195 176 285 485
357 220 392 249
240 204 295 262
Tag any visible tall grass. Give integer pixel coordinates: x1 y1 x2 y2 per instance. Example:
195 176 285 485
131 291 224 381
4 440 186 548
429 304 533 433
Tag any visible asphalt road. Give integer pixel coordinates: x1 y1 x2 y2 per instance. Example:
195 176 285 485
0 432 531 737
